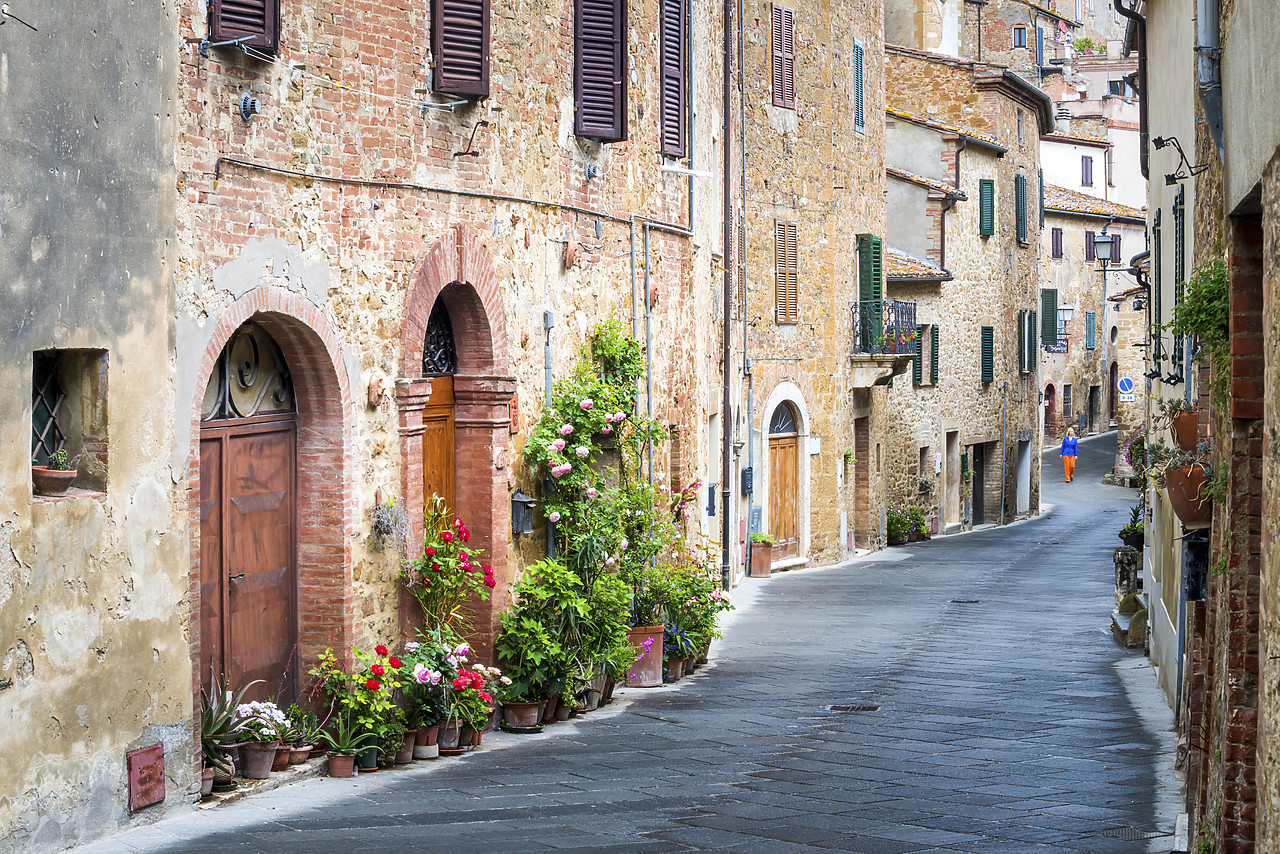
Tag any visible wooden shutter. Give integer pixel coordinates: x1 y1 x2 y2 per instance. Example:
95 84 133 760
979 179 995 236
1082 156 1093 186
1041 288 1058 345
1173 188 1185 369
980 326 995 383
857 234 883 303
1084 230 1096 261
930 325 940 384
772 5 796 109
853 40 865 133
576 0 628 141
774 221 798 323
659 0 687 157
1029 309 1037 357
1015 173 1028 244
1017 309 1027 373
736 214 746 310
1153 210 1162 358
1085 311 1096 349
1036 26 1044 66
1051 228 1063 258
1039 169 1045 227
1110 233 1122 263
433 0 490 98
913 325 924 385
210 0 280 52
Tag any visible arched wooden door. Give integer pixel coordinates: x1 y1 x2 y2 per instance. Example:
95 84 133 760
1044 384 1057 440
422 300 457 512
200 321 297 704
768 403 799 559
1109 362 1119 422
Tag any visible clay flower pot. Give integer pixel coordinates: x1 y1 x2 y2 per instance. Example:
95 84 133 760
1166 464 1212 529
1170 411 1198 452
394 730 416 764
414 725 440 759
289 745 313 765
749 543 773 578
240 740 280 780
271 745 291 771
502 701 542 728
200 766 215 798
327 752 356 778
31 466 76 497
625 625 664 688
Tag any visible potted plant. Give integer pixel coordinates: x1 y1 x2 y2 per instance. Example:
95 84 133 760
1149 442 1214 529
307 644 406 771
662 621 697 683
886 507 911 545
233 700 289 779
443 665 493 752
399 632 454 756
1156 397 1198 452
285 704 319 764
1118 505 1145 550
400 497 496 634
496 559 582 723
907 507 929 541
748 533 776 578
316 710 375 778
199 672 255 796
31 448 79 497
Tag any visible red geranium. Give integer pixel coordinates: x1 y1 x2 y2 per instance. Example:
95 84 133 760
460 529 470 542
372 664 385 677
441 531 454 543
387 656 402 669
365 678 380 691
479 691 492 704
375 644 389 656
425 546 436 557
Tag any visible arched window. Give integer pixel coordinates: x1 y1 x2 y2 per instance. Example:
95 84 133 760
422 300 459 376
769 403 797 436
201 321 296 421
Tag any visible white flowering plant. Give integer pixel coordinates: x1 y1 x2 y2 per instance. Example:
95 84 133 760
234 700 291 744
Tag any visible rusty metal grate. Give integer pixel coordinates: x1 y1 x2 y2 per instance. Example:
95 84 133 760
950 599 981 604
828 704 881 712
1096 827 1170 841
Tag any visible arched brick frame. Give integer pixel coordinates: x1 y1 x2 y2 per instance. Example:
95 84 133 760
398 226 515 661
187 288 357 715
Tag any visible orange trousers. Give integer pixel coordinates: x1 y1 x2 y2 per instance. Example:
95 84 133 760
1062 455 1076 481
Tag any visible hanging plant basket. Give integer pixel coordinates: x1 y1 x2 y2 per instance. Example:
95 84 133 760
1165 463 1212 529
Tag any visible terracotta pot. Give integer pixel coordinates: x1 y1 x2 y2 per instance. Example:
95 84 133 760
601 677 615 704
696 642 710 666
415 725 440 747
541 694 560 724
684 653 698 673
437 723 461 750
240 741 279 780
581 688 602 711
502 701 542 728
749 543 773 578
625 625 664 688
327 753 356 778
554 699 572 722
458 724 477 747
31 466 76 497
200 766 215 798
272 745 291 771
1171 410 1199 452
664 657 684 683
289 745 313 765
1166 464 1212 529
395 730 416 764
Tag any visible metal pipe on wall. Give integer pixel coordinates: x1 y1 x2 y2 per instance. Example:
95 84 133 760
644 224 654 485
1000 380 1008 526
720 0 733 591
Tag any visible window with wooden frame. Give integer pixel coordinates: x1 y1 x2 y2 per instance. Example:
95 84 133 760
658 0 687 157
1063 383 1073 418
771 4 796 110
210 0 281 53
1082 155 1094 187
1012 25 1027 48
575 0 628 142
774 221 798 323
1084 230 1096 261
1041 288 1058 345
853 39 865 133
1051 227 1063 258
912 324 936 386
979 179 995 236
432 0 491 98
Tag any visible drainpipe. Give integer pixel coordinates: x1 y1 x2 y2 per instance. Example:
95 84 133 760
1195 0 1224 153
721 0 734 591
1000 380 1008 526
744 359 754 576
1113 0 1148 179
544 311 557 558
644 224 654 485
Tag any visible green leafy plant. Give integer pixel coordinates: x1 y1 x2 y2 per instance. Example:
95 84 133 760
286 704 320 747
1073 36 1099 52
1168 256 1229 407
749 532 778 545
43 448 79 471
401 497 495 633
1119 504 1145 539
918 476 934 494
307 644 406 740
907 506 928 536
496 559 586 702
316 709 377 755
200 671 257 769
886 507 912 542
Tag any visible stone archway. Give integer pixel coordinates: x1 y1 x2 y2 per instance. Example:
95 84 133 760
756 381 812 567
187 288 357 712
399 226 514 660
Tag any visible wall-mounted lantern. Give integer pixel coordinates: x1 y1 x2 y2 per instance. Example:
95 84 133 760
511 491 537 535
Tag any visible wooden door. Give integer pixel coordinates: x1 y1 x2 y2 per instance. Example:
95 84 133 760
422 375 456 511
200 419 296 704
769 435 799 558
972 443 985 525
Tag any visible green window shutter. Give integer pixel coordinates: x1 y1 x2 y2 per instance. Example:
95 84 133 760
979 179 995 236
1040 288 1058 345
1173 188 1185 370
1017 309 1027 373
1029 309 1037 360
1038 169 1045 228
1152 209 1162 359
913 325 924 385
1015 173 1027 244
980 326 994 383
930 325 940 384
1085 311 1096 349
853 40 865 133
856 233 883 302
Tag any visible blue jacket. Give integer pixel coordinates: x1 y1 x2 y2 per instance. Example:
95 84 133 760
1060 436 1079 457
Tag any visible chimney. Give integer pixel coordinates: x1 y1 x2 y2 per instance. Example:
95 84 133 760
1055 107 1072 135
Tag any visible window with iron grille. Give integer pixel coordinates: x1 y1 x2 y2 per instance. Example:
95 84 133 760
31 349 109 493
31 353 66 465
1063 383 1073 418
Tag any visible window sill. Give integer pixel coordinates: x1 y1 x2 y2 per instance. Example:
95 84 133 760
33 488 106 505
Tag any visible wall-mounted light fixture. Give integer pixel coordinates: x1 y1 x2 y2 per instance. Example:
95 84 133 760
240 94 262 122
1153 135 1208 184
511 491 537 535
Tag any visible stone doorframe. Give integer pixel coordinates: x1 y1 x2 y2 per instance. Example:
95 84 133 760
756 381 812 567
398 226 515 659
186 287 357 720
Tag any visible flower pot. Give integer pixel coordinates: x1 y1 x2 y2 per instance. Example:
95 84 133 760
240 741 280 780
749 543 773 578
356 745 379 770
696 641 710 666
226 745 242 777
395 730 416 764
601 677 615 704
272 745 292 771
414 742 439 759
289 745 313 765
458 724 477 747
554 699 572 722
625 625 664 688
437 723 461 750
684 653 698 673
200 766 215 798
664 657 684 683
908 531 922 542
327 752 356 778
1122 533 1145 551
1166 464 1212 529
1171 411 1199 452
415 725 440 747
502 701 542 728
541 694 560 724
580 689 602 711
31 466 76 497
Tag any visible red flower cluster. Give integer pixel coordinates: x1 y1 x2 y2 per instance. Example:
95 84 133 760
372 664 385 677
365 678 380 691
454 518 472 543
388 656 402 669
451 669 485 692
375 644 389 656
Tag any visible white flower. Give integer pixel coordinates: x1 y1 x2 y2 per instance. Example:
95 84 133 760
575 446 589 458
404 641 420 652
500 676 512 686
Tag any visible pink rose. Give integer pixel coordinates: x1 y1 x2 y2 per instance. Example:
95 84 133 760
575 446 589 458
549 511 561 522
552 438 566 451
579 398 594 410
559 424 574 436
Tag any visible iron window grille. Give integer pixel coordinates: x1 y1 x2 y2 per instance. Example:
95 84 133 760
31 353 66 465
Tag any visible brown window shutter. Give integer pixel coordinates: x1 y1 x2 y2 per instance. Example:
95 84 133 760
210 0 280 52
576 0 629 142
433 0 490 98
774 221 798 323
659 0 687 157
772 5 796 109
737 215 746 310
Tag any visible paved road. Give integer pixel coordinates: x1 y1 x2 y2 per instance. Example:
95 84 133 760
79 432 1181 854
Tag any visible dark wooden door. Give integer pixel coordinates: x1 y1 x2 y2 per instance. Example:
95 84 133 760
423 375 456 511
769 435 799 558
972 443 985 525
200 418 296 704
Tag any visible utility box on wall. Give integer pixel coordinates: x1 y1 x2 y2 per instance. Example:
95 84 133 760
126 744 165 813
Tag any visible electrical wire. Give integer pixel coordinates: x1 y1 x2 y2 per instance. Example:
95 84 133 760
0 3 37 31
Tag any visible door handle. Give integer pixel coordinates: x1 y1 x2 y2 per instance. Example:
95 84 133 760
228 573 245 580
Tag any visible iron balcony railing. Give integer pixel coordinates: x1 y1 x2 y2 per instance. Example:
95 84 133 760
851 299 918 355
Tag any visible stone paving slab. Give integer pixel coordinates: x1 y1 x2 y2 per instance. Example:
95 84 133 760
72 433 1182 854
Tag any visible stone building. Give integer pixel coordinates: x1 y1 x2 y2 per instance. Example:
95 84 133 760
883 47 1052 531
1 0 731 847
1038 183 1143 443
735 0 886 561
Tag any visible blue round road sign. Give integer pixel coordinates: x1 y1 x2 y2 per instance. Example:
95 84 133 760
1117 377 1134 394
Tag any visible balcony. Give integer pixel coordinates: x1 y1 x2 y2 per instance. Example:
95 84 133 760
849 299 918 387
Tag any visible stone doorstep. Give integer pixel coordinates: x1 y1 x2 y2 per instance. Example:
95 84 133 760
198 757 327 809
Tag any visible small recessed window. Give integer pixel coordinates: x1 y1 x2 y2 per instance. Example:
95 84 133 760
1013 26 1027 48
31 349 109 496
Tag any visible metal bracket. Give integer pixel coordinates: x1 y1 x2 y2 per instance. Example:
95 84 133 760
200 35 253 57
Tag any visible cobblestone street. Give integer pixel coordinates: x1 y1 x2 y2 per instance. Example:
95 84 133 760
78 433 1181 854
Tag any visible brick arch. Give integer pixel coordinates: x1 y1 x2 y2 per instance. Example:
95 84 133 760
398 226 515 662
187 287 357 711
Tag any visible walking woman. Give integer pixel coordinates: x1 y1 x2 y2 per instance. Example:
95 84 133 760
1060 427 1079 482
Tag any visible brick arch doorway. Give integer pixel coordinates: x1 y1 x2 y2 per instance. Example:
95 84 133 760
399 227 514 660
1044 383 1057 440
189 295 357 710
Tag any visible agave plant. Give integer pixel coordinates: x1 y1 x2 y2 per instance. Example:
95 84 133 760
200 671 260 772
